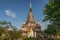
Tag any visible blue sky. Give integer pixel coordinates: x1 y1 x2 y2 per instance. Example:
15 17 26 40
0 0 48 30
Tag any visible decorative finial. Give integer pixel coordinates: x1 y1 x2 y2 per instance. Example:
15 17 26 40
30 2 32 8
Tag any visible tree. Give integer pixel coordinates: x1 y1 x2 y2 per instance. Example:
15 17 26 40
0 26 2 36
0 21 20 40
23 37 34 40
43 0 60 35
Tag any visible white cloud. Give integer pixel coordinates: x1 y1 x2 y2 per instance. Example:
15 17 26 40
5 10 11 15
40 22 48 30
5 10 16 18
37 21 49 30
11 14 16 18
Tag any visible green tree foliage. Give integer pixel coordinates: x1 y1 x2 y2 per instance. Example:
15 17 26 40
44 0 60 35
9 30 20 40
0 21 20 40
0 26 2 36
23 37 34 40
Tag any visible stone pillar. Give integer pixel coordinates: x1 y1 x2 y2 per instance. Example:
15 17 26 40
34 32 36 37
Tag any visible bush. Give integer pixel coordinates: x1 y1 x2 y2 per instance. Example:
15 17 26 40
23 37 34 40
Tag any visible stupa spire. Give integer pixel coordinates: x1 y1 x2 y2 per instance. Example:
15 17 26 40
26 2 35 24
30 2 32 8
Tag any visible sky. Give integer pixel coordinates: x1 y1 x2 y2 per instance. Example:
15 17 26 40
0 0 48 30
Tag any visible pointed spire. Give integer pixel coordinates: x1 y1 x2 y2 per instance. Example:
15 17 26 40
30 2 32 8
26 2 35 24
